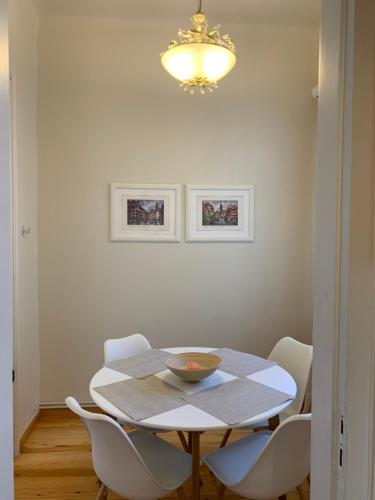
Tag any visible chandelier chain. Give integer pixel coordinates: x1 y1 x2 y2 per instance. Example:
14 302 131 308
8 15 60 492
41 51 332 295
197 0 202 14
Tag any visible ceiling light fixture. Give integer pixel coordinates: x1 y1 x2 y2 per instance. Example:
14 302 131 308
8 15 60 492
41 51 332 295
161 0 236 94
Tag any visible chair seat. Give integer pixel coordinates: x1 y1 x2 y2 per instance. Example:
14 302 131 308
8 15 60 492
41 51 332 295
129 430 192 490
204 430 272 486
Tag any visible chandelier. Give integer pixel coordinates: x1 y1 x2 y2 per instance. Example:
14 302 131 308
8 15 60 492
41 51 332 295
161 0 236 94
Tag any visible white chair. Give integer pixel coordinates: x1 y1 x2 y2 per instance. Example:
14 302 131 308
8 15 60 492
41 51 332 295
204 413 311 500
268 337 313 418
104 333 151 364
104 334 187 446
65 397 191 500
220 337 313 447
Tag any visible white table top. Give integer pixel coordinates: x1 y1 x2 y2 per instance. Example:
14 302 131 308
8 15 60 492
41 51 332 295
90 347 297 432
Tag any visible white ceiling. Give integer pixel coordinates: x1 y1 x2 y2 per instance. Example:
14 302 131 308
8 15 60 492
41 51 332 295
34 0 320 27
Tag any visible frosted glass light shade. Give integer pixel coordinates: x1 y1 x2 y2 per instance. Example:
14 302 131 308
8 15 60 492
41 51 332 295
161 43 236 84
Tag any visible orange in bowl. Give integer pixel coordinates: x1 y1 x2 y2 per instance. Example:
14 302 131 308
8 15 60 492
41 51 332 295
165 352 222 382
186 361 201 371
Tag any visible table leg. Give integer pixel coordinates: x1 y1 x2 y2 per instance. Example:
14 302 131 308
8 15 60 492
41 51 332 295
191 431 201 500
188 431 192 453
269 414 280 431
177 431 189 453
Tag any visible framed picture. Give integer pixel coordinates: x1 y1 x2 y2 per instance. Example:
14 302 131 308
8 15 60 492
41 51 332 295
186 185 255 242
110 184 181 242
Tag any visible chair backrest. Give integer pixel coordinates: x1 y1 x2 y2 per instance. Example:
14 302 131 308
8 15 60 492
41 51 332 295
268 337 313 416
65 397 168 499
104 334 151 364
235 414 311 499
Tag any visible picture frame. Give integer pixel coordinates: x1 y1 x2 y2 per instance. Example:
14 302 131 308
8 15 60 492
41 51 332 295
110 183 181 242
186 185 255 242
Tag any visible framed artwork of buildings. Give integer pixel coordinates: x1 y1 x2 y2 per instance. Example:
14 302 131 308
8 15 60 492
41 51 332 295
110 184 181 242
186 185 255 242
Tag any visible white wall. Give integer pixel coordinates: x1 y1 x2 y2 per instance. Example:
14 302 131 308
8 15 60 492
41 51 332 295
37 15 318 403
9 0 39 448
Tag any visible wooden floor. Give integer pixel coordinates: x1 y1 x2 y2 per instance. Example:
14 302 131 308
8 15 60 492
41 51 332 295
14 409 310 499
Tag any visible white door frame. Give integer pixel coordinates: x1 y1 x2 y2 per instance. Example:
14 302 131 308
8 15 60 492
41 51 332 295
0 0 14 499
311 0 347 498
336 0 375 498
312 1 375 499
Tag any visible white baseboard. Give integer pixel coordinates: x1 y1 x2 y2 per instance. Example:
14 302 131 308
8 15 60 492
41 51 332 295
14 408 40 457
40 400 96 409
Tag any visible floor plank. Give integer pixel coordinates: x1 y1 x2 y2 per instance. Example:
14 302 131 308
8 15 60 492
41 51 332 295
15 409 309 500
15 451 94 477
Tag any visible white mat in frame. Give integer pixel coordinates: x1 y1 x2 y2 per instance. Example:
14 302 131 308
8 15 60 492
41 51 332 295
186 185 255 242
110 183 181 242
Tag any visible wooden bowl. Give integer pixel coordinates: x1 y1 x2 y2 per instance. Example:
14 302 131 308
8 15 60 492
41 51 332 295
165 352 222 382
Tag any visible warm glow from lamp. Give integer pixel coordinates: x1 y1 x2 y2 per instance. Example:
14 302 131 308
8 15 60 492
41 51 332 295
161 6 236 94
161 43 236 84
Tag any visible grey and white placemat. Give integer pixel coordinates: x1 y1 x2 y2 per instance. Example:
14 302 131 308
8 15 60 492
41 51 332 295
93 376 186 421
181 378 293 425
211 348 277 378
105 349 172 379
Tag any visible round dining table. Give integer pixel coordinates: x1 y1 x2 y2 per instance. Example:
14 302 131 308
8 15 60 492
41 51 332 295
90 347 297 500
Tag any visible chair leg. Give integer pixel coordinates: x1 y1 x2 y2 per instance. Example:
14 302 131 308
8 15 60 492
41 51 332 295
177 486 187 499
297 485 306 500
217 483 226 498
96 483 108 500
220 429 232 448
